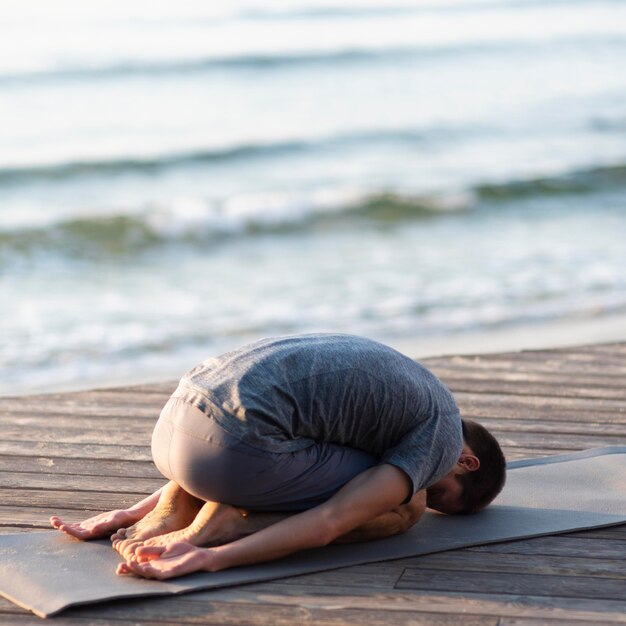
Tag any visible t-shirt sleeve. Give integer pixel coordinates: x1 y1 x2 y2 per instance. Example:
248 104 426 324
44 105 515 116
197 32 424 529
379 410 463 498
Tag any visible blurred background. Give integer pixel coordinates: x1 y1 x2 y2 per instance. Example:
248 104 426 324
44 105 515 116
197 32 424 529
1 0 626 394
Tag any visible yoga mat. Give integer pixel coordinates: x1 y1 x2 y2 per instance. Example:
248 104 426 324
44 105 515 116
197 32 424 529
1 446 625 618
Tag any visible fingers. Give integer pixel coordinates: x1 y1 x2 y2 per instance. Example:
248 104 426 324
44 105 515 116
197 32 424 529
50 518 90 540
60 526 88 539
116 562 131 575
116 556 163 579
52 516 110 540
115 542 203 580
134 544 167 560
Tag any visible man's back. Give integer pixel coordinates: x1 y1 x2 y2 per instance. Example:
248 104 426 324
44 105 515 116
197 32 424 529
179 334 461 465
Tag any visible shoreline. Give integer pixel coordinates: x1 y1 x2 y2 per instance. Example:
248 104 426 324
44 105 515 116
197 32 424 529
390 310 626 361
4 311 625 398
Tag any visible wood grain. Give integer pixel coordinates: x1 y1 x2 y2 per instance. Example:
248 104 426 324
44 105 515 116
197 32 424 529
0 341 625 624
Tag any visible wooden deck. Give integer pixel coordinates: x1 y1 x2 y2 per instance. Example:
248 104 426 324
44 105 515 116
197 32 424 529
1 342 626 625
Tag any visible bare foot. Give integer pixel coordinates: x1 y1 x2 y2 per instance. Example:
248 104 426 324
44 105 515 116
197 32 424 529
111 482 203 559
137 501 248 550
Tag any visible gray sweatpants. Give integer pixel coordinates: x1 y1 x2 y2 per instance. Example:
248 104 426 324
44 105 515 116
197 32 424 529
151 397 377 511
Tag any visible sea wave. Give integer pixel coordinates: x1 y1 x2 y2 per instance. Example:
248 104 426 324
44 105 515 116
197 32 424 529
2 162 626 256
476 164 626 200
1 36 622 85
0 189 473 256
3 0 626 84
0 128 449 184
240 0 617 20
0 46 468 84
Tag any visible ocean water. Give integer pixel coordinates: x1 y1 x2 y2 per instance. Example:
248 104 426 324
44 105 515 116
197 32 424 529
1 0 626 393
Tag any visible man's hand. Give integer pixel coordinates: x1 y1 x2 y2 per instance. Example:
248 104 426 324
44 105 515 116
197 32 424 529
117 464 413 580
50 509 137 540
50 484 166 540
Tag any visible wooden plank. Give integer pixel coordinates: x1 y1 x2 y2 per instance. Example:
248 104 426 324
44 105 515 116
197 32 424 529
0 470 163 493
452 392 626 413
498 612 626 625
0 506 113 528
0 413 157 432
4 573 625 624
182 584 626 623
482 431 626 450
430 361 624 382
472 418 626 436
396 567 626 601
252 534 626 591
0 406 160 420
0 440 152 461
443 379 626 400
394 550 626 579
493 345 626 360
427 355 626 373
569 344 626 355
0 414 156 430
468 535 626 559
502 448 576 460
0 613 130 626
456 405 626 424
0 340 625 626
568 525 626 540
0 387 171 404
100 382 178 395
0 427 150 446
0 595 500 626
0 488 146 511
428 358 626 377
0 455 160 479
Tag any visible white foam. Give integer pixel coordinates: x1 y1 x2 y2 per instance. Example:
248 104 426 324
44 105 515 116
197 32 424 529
144 187 364 237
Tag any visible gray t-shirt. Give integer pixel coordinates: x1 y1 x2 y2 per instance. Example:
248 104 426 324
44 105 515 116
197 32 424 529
176 334 463 493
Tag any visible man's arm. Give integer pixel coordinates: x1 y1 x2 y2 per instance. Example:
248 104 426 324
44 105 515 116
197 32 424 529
176 488 426 547
121 464 415 579
333 489 426 543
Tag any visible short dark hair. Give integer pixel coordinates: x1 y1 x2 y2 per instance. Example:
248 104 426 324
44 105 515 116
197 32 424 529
457 419 506 513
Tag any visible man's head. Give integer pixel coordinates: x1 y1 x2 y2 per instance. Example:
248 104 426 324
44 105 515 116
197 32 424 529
426 419 506 514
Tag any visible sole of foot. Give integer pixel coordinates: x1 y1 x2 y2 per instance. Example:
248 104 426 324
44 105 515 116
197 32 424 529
141 501 247 550
111 482 203 557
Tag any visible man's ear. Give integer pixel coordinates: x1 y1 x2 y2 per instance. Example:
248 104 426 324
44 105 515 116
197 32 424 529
458 453 480 473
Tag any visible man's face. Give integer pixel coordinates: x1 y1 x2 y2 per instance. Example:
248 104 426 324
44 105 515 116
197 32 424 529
426 473 464 514
426 445 480 514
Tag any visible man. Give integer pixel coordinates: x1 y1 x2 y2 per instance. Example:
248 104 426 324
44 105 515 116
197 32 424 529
51 334 506 580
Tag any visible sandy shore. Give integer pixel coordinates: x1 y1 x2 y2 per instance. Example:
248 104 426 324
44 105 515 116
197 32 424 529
389 310 626 360
5 311 626 397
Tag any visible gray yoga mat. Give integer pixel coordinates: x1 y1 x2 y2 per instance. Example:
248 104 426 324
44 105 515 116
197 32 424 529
1 446 626 618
